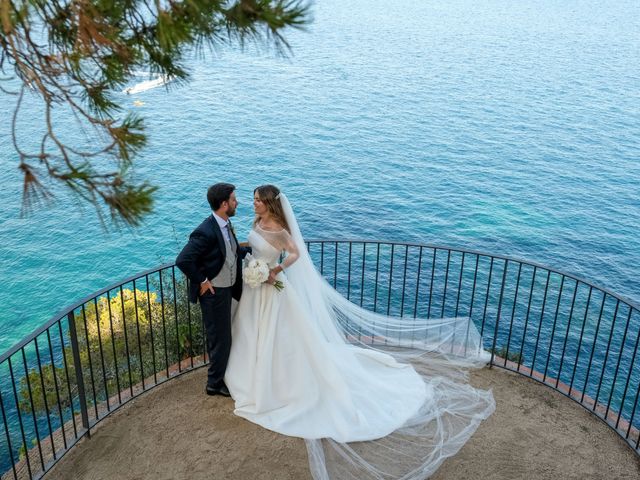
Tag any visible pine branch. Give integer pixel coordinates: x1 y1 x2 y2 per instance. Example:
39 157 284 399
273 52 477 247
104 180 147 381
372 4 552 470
1 0 311 227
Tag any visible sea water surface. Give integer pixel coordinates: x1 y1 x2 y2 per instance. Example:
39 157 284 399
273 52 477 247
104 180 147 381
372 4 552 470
0 0 639 354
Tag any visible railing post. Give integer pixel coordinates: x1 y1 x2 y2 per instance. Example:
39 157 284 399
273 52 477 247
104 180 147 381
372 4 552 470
490 260 509 368
67 311 91 438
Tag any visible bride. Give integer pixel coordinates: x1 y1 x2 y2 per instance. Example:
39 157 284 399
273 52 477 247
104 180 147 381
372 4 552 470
225 185 495 479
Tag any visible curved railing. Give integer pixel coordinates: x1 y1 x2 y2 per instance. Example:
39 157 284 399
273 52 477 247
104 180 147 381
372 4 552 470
0 240 639 479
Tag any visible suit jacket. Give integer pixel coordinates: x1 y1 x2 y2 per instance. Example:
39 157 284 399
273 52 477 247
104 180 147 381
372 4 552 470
175 215 250 303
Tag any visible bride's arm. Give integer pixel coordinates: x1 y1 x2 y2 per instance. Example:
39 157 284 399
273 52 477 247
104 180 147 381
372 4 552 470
269 230 299 279
279 233 299 269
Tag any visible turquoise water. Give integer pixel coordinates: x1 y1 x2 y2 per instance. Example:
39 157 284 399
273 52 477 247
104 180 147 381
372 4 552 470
0 0 639 354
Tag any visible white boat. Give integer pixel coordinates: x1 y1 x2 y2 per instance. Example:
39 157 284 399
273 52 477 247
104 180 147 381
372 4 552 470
123 74 173 95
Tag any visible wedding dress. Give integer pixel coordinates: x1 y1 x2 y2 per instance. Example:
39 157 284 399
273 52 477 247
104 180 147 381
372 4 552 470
225 194 495 480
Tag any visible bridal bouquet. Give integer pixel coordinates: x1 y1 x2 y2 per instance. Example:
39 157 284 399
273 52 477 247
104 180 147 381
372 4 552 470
243 255 284 291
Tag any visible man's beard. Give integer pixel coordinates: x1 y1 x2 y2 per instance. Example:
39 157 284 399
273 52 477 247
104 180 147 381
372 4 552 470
227 207 236 217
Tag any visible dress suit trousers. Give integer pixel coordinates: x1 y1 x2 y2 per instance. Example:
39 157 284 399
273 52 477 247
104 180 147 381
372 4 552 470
199 287 233 388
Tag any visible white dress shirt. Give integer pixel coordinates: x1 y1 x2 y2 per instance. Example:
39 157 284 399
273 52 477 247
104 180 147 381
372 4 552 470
202 212 233 286
212 212 231 243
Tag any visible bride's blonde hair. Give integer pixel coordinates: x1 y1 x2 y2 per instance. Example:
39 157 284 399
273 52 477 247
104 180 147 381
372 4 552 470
253 185 290 233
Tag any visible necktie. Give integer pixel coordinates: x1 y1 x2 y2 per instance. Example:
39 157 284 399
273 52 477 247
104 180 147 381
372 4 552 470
226 223 236 248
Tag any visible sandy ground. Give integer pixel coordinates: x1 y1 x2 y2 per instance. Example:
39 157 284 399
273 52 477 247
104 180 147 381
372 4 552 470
46 367 640 480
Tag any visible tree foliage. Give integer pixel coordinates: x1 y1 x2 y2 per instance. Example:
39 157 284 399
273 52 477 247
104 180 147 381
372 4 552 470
0 0 310 225
20 277 201 416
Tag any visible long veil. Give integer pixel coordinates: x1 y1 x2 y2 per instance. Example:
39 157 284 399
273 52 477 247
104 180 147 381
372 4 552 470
278 193 495 480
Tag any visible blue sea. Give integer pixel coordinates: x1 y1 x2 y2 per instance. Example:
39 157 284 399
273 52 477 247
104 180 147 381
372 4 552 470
0 0 638 355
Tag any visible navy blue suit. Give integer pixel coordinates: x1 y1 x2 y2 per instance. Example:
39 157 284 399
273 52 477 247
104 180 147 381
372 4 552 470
176 215 250 388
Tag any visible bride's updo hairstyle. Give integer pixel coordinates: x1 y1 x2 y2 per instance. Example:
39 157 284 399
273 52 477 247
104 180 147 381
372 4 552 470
254 185 291 233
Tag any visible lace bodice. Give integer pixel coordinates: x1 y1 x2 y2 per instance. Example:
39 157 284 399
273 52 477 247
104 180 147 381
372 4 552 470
249 224 300 269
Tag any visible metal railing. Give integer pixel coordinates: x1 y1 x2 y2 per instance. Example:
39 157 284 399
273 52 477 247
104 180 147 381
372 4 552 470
0 240 639 479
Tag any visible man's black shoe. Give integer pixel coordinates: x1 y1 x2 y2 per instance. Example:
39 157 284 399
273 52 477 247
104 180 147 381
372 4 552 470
206 385 231 397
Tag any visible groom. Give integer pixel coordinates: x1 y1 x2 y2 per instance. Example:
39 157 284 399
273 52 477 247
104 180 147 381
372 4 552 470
176 183 248 397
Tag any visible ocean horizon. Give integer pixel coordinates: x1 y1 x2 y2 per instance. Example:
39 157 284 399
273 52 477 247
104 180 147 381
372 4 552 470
1 0 639 355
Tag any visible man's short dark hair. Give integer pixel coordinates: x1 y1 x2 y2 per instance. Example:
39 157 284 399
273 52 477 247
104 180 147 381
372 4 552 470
207 183 235 211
